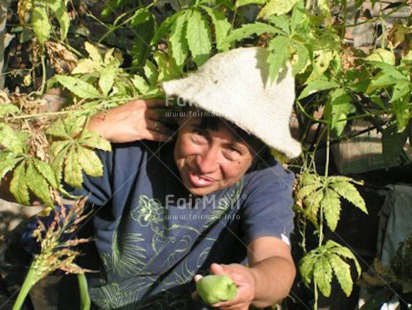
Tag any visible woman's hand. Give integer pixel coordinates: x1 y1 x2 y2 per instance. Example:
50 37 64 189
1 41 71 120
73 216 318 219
88 99 176 143
194 263 256 310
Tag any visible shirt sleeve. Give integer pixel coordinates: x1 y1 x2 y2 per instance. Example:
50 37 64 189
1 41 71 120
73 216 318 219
240 162 295 246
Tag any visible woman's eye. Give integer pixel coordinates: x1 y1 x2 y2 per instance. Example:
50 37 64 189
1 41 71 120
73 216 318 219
191 128 207 143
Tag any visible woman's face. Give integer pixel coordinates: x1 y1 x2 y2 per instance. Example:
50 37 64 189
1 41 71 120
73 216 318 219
174 117 254 196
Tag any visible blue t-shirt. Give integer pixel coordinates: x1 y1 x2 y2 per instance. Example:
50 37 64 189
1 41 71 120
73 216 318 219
25 140 295 309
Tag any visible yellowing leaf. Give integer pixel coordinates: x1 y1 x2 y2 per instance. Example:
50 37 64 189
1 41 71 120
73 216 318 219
47 119 69 138
0 123 27 154
299 253 316 286
258 0 297 19
186 10 212 66
328 254 353 296
79 131 111 151
0 104 19 117
85 42 102 64
71 59 102 74
64 147 83 188
366 48 395 66
10 162 30 205
77 147 103 177
65 115 87 137
326 240 361 276
55 75 101 99
321 188 341 231
304 189 324 225
34 159 59 189
51 148 66 183
329 181 367 214
99 66 116 96
236 0 266 7
0 152 23 179
296 184 323 201
313 255 333 297
50 141 70 157
26 161 54 207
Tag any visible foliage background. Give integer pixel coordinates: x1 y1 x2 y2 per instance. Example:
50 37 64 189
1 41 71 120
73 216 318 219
0 0 411 309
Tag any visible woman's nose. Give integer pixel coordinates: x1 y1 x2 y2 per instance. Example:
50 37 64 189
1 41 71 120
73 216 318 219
195 147 219 174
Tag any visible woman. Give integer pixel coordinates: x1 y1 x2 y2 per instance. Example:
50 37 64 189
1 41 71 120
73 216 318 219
26 47 300 309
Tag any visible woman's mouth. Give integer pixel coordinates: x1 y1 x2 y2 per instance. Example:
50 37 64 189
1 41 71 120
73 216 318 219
188 171 214 187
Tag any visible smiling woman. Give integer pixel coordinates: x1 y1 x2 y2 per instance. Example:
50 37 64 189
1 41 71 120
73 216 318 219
22 47 300 310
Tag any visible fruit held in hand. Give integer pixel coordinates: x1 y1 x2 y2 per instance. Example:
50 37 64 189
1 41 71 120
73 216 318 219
196 275 237 305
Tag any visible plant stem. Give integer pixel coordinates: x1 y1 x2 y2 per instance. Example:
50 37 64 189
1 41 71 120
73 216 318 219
12 264 38 310
39 54 46 94
78 274 91 310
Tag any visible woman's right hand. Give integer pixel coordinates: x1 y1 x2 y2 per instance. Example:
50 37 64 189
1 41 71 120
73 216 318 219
88 99 176 143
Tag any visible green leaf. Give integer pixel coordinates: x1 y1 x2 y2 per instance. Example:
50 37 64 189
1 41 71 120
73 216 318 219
0 104 19 117
0 152 23 180
391 80 411 103
64 147 83 188
298 77 339 100
382 125 408 168
153 51 181 81
236 0 266 7
151 13 180 46
329 181 367 214
54 6 70 40
132 75 152 96
99 67 116 96
224 22 278 45
144 60 158 86
328 254 353 296
26 161 54 207
321 188 341 231
32 6 51 45
324 88 352 136
55 75 101 99
129 8 151 27
10 162 30 205
169 11 189 69
0 123 27 154
291 42 310 75
79 130 111 151
77 147 103 177
258 0 298 19
33 159 59 189
267 36 290 82
186 10 212 66
314 255 333 297
131 17 155 68
202 6 232 52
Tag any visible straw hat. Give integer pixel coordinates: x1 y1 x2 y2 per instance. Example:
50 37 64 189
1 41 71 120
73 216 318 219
162 47 301 159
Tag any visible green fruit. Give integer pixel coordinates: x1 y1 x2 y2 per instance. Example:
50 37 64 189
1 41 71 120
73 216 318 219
196 275 237 305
